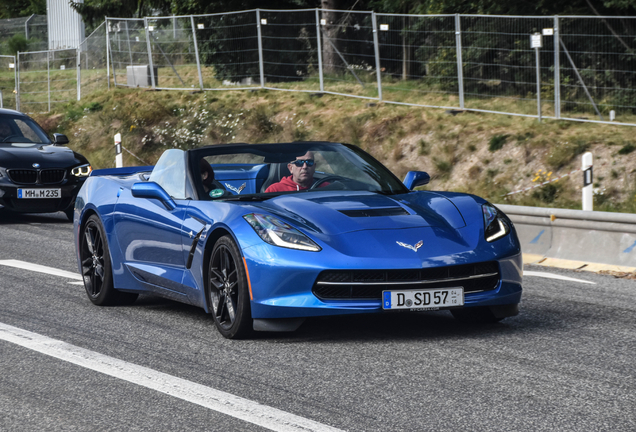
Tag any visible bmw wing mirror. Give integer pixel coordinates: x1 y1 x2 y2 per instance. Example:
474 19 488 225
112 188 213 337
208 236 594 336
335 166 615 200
53 133 69 145
403 171 430 190
131 182 177 211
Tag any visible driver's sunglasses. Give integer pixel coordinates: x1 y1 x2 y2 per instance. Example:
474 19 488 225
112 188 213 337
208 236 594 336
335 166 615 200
291 159 315 167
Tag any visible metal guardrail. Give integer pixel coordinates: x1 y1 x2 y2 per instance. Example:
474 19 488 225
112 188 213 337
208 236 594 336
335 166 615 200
498 204 636 234
497 204 636 269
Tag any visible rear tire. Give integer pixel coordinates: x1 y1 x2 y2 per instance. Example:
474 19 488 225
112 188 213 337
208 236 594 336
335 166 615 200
80 215 138 306
207 236 253 339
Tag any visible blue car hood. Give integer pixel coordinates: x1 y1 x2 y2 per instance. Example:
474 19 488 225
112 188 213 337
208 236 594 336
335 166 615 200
257 191 467 236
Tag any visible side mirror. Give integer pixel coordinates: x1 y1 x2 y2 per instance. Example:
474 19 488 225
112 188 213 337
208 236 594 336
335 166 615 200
131 182 177 211
53 133 69 145
403 171 430 190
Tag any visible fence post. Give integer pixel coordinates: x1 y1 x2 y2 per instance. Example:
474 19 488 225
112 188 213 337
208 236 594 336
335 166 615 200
315 9 324 93
256 9 265 88
582 152 593 211
47 51 51 112
77 47 81 101
554 16 560 119
125 20 133 75
15 54 19 111
190 16 204 90
371 12 382 101
106 17 111 90
454 14 464 109
531 33 542 122
144 17 157 89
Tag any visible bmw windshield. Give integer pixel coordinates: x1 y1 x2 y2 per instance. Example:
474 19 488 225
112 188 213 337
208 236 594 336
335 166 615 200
0 115 51 146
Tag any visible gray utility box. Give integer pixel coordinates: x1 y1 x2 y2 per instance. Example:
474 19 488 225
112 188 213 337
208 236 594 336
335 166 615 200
126 65 158 87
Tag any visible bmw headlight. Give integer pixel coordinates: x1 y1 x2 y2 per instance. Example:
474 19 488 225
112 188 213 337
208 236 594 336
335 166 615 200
244 213 321 252
482 203 510 242
71 164 92 177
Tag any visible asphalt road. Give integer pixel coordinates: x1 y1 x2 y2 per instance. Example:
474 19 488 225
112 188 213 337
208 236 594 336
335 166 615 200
0 211 635 431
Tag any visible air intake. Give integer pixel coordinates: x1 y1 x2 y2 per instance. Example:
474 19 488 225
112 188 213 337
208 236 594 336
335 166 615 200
339 207 409 217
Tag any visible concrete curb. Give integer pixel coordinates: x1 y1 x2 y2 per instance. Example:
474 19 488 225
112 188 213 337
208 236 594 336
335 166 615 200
523 253 636 273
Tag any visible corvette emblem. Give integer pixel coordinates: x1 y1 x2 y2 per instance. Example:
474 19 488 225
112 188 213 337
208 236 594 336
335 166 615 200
396 240 423 252
225 182 246 194
32 163 40 168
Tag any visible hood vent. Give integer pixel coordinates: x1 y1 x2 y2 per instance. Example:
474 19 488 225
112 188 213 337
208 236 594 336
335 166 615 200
339 207 409 217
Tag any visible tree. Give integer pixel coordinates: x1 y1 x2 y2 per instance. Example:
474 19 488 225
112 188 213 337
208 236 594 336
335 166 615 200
69 0 173 28
0 0 45 19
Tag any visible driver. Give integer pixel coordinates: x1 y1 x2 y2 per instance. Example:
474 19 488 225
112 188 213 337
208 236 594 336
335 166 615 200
0 120 13 141
265 151 321 192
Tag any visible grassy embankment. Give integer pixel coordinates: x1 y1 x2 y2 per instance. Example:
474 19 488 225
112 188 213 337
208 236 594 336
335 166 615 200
21 64 636 213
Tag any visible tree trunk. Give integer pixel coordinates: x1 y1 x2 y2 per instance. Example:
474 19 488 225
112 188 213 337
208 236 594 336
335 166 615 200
321 0 339 74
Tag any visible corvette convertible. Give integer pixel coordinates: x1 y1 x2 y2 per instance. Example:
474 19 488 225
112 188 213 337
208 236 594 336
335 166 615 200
73 142 522 339
0 108 91 220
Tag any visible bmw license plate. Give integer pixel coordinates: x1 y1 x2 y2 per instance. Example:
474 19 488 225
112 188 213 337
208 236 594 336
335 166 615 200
382 287 464 310
17 188 61 199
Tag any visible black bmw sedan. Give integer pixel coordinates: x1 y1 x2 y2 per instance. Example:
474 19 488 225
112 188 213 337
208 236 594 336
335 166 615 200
0 109 91 221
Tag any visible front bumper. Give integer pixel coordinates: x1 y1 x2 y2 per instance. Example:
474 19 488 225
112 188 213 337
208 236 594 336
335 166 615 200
0 179 86 213
243 245 523 319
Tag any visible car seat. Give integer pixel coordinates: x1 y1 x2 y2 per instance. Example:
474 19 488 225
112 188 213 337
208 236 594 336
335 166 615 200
260 162 291 192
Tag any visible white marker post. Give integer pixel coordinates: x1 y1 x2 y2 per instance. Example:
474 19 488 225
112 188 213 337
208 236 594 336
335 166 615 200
114 133 123 168
582 152 593 211
531 33 543 122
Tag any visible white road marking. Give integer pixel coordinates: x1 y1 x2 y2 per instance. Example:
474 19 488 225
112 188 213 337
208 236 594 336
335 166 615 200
523 270 596 285
0 322 342 432
0 259 82 280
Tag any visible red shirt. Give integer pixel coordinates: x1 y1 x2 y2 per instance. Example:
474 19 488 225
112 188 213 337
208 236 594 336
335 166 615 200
265 175 310 193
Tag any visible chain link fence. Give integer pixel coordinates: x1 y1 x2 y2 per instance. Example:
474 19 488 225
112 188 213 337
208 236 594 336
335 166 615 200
0 55 17 109
78 22 108 97
0 15 48 55
7 10 636 126
100 10 635 126
18 49 78 112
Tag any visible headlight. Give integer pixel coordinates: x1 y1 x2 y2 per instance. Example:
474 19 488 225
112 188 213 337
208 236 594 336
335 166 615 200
482 203 510 242
71 164 92 177
244 213 321 252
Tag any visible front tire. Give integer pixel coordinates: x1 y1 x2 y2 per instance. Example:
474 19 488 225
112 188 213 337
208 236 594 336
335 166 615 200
207 236 252 339
64 206 75 222
80 215 138 306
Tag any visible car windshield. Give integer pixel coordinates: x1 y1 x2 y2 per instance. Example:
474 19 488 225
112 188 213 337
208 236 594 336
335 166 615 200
188 142 409 200
0 115 51 146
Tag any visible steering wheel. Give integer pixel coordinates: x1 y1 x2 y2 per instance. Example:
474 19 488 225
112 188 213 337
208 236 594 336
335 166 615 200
310 175 344 189
2 135 23 143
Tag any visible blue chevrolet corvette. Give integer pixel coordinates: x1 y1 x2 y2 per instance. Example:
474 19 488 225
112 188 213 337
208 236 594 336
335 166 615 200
73 142 522 339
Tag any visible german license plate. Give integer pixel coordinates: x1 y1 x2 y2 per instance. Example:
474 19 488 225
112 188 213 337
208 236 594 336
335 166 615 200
17 188 61 199
382 287 464 310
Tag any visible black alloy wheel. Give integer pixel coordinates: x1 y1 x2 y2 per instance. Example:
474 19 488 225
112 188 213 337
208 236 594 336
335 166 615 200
80 215 137 306
208 236 252 339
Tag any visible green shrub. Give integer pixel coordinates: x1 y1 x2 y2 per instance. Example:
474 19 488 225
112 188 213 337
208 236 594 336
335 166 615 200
6 34 27 56
618 143 635 155
488 134 508 152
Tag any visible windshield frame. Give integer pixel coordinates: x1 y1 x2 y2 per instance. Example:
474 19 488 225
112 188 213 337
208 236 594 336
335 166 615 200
187 142 410 200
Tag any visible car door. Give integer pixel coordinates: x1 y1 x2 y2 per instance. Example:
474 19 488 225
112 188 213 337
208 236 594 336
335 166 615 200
113 149 191 297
